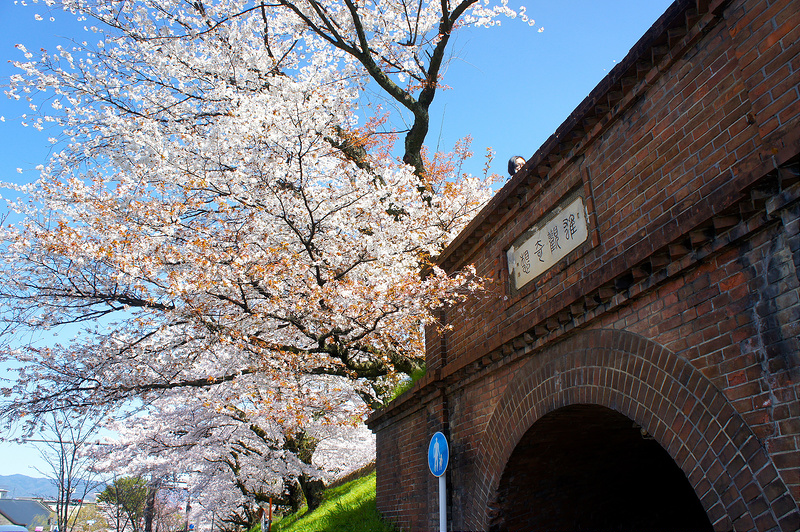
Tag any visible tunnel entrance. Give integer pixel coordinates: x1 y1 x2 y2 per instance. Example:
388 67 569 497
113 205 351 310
489 404 713 532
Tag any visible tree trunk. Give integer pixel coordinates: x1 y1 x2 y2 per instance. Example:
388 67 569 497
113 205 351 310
143 482 157 532
299 475 325 511
286 480 305 514
282 430 325 511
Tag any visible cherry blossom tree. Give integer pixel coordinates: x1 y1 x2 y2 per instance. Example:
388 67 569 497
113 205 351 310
0 0 514 419
0 0 527 523
92 374 374 521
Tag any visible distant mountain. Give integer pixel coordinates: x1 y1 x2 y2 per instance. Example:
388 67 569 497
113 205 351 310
0 475 55 499
0 475 102 500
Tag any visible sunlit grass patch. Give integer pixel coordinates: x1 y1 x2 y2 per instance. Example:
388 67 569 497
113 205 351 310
270 471 397 532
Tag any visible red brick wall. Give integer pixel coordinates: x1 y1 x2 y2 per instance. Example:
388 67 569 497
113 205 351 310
368 0 800 530
372 390 441 531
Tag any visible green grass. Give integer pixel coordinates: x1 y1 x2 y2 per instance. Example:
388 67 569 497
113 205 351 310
387 365 426 403
268 471 398 532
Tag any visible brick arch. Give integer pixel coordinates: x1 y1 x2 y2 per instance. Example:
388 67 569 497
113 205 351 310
466 329 798 532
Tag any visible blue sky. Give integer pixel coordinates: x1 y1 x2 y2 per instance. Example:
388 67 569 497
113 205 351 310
0 0 673 476
417 0 674 177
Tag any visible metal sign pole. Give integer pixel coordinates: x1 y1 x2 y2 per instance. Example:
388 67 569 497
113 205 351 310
439 474 446 532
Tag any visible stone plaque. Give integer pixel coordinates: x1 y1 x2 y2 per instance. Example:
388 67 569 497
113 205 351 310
507 196 589 290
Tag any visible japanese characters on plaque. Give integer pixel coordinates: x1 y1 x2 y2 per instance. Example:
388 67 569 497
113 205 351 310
506 196 589 291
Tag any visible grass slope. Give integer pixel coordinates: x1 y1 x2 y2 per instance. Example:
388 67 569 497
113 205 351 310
270 471 397 532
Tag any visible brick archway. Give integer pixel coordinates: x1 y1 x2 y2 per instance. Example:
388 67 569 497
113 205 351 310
468 329 797 532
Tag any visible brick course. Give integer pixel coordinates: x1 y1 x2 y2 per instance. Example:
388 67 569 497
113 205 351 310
368 0 800 530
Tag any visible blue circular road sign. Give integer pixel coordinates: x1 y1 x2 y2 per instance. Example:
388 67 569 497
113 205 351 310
428 431 449 477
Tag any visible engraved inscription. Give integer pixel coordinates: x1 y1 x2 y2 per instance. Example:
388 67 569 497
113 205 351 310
509 196 589 290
